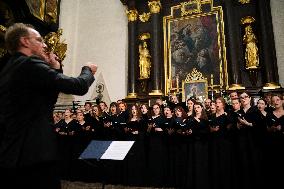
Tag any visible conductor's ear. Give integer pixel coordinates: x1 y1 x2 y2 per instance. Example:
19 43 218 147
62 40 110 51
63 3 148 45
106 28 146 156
19 36 30 48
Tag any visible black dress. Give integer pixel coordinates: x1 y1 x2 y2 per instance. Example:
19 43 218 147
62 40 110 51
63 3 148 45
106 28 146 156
234 106 263 189
163 116 177 187
189 117 210 189
174 117 194 189
123 120 147 186
265 112 284 188
208 113 235 189
146 115 166 187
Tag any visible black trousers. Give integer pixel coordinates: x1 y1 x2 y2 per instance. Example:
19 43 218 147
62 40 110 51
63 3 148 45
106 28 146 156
0 162 61 189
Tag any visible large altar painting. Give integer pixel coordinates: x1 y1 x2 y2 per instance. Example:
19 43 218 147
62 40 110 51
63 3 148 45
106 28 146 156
164 6 227 94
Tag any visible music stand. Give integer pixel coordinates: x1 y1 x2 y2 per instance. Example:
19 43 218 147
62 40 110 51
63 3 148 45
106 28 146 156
79 140 135 189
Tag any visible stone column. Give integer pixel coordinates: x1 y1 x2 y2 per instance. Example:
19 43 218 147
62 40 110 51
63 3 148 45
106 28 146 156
225 0 245 90
148 0 163 96
126 9 138 98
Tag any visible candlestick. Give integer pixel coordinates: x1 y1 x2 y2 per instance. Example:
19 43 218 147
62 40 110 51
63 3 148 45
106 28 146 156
176 75 179 91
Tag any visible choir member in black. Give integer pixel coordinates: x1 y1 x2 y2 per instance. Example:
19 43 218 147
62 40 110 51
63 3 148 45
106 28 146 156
186 98 196 117
53 112 61 125
235 92 262 189
175 106 192 136
111 102 129 140
146 103 166 187
99 101 109 118
168 94 184 110
254 99 269 156
124 104 146 186
227 91 239 113
56 108 79 136
109 102 119 117
163 106 176 136
229 91 239 100
90 105 104 139
264 92 275 113
155 98 165 113
101 102 118 140
147 104 165 134
189 101 210 189
210 100 216 115
55 108 78 179
83 102 93 125
66 111 89 165
99 101 111 130
99 101 112 137
174 106 194 189
265 94 284 188
139 103 151 178
139 104 150 132
76 111 94 141
208 97 235 189
162 106 176 187
124 104 143 139
227 98 241 131
231 98 241 112
204 98 212 117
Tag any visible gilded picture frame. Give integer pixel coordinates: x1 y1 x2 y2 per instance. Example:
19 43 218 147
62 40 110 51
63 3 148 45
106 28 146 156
25 0 59 24
182 79 208 102
163 2 228 95
25 0 45 21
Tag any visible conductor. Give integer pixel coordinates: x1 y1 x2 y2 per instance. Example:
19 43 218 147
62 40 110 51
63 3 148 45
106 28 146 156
0 23 97 188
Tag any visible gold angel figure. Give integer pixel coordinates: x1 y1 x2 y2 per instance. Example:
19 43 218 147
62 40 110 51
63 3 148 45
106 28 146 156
243 25 259 69
139 41 151 79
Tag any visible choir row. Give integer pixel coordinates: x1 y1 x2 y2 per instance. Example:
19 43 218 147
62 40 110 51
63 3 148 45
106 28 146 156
55 91 284 189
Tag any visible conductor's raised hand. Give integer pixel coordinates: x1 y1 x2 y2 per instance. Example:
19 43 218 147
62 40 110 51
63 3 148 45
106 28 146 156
45 52 61 69
85 62 98 75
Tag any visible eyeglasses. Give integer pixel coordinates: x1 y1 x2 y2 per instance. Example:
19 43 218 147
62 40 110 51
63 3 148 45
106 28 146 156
240 95 249 99
26 36 44 43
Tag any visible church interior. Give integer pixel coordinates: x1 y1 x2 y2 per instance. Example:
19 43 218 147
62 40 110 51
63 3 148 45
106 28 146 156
1 0 284 189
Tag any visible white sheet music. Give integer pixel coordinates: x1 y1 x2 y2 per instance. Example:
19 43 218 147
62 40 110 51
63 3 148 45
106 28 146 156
100 141 134 160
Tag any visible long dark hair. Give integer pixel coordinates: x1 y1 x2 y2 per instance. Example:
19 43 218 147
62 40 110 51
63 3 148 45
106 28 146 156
193 101 208 120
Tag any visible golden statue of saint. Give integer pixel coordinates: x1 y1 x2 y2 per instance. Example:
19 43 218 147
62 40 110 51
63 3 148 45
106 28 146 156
243 25 259 69
139 41 151 79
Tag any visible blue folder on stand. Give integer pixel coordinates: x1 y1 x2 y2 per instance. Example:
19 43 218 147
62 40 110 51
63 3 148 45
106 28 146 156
79 140 135 160
79 140 112 160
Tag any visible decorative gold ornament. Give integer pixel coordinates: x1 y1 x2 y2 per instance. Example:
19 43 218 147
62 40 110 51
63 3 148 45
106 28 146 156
139 33 150 41
0 25 6 32
126 9 138 22
263 82 281 90
185 68 206 82
0 25 7 58
148 0 161 14
44 29 67 63
139 12 151 22
149 89 163 96
228 84 245 90
0 48 7 58
126 92 138 99
181 0 201 16
239 0 251 4
241 16 255 25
